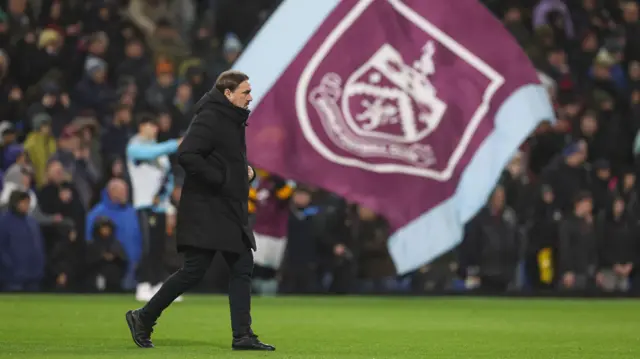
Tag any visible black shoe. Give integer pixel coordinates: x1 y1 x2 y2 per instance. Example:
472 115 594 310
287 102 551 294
125 310 155 348
232 333 276 351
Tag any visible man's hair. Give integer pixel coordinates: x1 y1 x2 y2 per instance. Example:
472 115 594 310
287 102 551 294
215 70 249 94
136 112 157 127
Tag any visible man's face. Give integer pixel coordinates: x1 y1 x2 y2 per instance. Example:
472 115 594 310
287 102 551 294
580 115 598 135
158 73 174 87
116 109 131 125
16 198 30 214
577 198 593 215
99 225 112 238
126 42 143 58
176 84 192 102
141 122 158 139
47 161 65 183
109 182 128 204
2 132 16 145
92 69 107 84
225 80 252 109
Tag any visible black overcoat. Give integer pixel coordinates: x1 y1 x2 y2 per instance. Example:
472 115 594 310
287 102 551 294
175 89 256 253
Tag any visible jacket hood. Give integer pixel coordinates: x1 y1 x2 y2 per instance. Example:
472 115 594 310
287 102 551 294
3 164 26 188
91 215 116 239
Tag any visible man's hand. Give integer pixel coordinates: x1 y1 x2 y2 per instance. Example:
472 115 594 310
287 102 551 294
103 252 115 261
563 272 576 288
248 166 254 181
334 243 346 256
596 272 606 288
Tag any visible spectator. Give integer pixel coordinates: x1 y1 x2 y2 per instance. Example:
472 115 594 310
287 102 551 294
23 112 56 187
86 216 127 292
0 190 46 292
101 103 134 160
540 141 591 212
558 191 598 291
280 186 320 294
461 185 520 292
0 122 18 170
86 178 142 290
145 58 176 110
351 205 397 293
595 196 636 292
1 161 60 226
72 57 117 120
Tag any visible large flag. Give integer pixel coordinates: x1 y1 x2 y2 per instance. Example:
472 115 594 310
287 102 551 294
234 0 554 274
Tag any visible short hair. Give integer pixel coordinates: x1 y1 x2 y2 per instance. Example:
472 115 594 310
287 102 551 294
215 70 249 94
136 113 157 127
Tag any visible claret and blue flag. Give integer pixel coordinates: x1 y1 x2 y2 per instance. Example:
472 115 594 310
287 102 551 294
234 0 554 274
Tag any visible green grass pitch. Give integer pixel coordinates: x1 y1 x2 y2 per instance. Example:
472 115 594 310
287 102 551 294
0 294 639 358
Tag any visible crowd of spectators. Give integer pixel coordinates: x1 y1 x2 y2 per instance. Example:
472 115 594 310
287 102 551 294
2 0 640 296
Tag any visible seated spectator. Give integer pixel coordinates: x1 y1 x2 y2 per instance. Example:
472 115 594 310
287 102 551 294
0 190 46 292
86 178 142 290
23 113 56 188
558 191 598 290
595 196 636 292
86 216 128 292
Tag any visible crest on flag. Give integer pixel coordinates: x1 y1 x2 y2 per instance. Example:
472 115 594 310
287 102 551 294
297 0 505 181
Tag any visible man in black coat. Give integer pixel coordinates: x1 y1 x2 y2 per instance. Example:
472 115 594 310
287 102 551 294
125 70 275 351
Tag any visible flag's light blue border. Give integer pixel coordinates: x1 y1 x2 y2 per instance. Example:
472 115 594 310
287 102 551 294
388 84 554 274
233 0 342 109
235 0 555 275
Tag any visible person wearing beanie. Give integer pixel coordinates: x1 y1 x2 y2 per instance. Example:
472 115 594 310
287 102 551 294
23 113 57 187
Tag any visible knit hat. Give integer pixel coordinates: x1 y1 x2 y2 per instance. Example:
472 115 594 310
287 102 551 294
156 59 174 75
223 33 242 54
85 57 107 76
32 112 52 130
38 29 61 49
562 142 582 157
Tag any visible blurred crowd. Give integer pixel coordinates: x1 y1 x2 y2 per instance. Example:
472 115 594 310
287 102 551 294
2 0 640 296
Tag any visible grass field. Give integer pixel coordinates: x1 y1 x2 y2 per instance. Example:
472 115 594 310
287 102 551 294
0 295 639 358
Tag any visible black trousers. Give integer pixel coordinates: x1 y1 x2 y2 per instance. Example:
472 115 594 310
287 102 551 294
140 246 254 337
136 210 167 285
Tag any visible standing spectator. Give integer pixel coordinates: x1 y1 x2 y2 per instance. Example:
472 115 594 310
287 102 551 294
101 104 134 160
0 190 46 292
352 205 397 293
540 141 591 212
280 186 321 294
558 191 598 290
72 58 117 120
595 196 636 292
23 112 56 187
461 185 520 292
86 178 142 291
86 216 128 292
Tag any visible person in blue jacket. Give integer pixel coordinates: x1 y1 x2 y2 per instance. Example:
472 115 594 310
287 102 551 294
86 178 142 290
0 190 46 292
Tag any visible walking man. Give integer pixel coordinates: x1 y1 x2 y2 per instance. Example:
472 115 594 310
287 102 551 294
125 70 275 351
